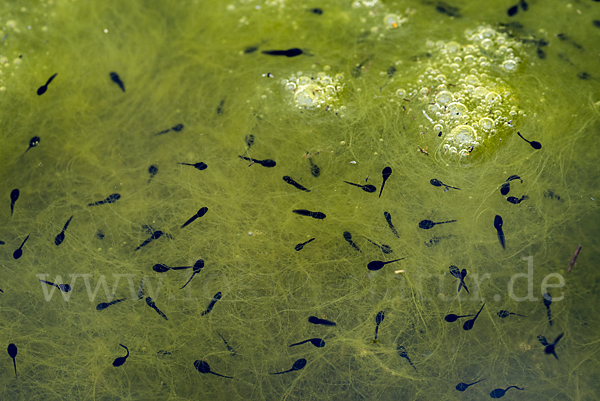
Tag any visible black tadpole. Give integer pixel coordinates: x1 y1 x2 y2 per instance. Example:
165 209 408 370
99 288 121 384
54 215 74 246
289 338 325 348
308 316 336 326
23 136 41 155
538 332 564 360
455 379 484 391
490 386 524 398
430 179 460 191
543 292 553 326
112 344 129 367
10 189 19 216
270 358 307 375
146 297 168 320
40 279 71 292
507 195 528 204
179 161 207 171
194 360 233 378
88 193 121 207
365 238 393 254
292 209 326 219
96 298 126 310
379 167 392 198
343 181 376 193
238 155 276 167
309 158 320 177
109 72 125 92
374 311 385 340
295 238 315 251
449 265 469 294
343 231 361 252
383 211 400 238
463 304 485 331
517 131 542 149
37 73 57 95
13 235 30 260
418 219 456 229
500 175 522 195
181 206 209 228
7 343 17 379
283 176 310 192
148 165 158 182
181 260 206 289
135 230 167 251
397 346 417 372
444 313 474 323
262 48 303 57
496 310 525 318
367 258 405 271
494 215 505 250
201 292 222 316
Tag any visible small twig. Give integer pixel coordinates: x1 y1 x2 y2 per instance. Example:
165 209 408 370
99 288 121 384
567 245 582 272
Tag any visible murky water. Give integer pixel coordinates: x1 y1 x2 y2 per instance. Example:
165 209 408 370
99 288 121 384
0 0 599 400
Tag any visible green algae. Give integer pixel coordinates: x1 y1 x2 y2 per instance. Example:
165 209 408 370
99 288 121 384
0 0 599 400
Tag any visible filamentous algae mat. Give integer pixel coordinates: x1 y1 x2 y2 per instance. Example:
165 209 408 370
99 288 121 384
0 0 600 400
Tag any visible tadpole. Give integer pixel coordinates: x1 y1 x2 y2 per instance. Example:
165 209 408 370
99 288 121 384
455 379 484 391
379 167 392 198
37 73 57 95
543 292 553 326
13 235 30 260
494 215 505 250
343 181 376 193
537 332 564 360
308 316 336 326
463 304 485 331
367 258 405 271
343 231 361 252
9 189 19 216
179 161 207 171
54 215 74 246
383 211 400 238
270 358 307 374
194 360 233 378
40 279 71 292
7 343 17 378
23 136 40 155
490 386 524 398
289 338 325 348
517 132 542 149
181 207 209 228
418 219 456 229
181 260 206 289
294 238 315 251
112 344 129 367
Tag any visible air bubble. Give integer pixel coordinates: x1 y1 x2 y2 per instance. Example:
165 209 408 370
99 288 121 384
396 88 406 97
436 91 453 104
502 59 517 71
485 92 501 103
447 102 468 118
479 117 494 130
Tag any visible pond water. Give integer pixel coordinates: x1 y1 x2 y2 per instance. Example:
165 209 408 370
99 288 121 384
0 0 599 400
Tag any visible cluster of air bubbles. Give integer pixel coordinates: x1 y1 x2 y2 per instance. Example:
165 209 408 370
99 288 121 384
282 67 345 113
352 0 380 8
396 25 525 157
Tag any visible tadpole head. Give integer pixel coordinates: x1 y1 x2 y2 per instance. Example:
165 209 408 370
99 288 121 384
292 358 307 371
194 360 211 374
153 263 170 273
375 311 385 325
193 259 205 272
261 159 276 168
59 284 72 292
430 179 443 187
7 343 17 358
